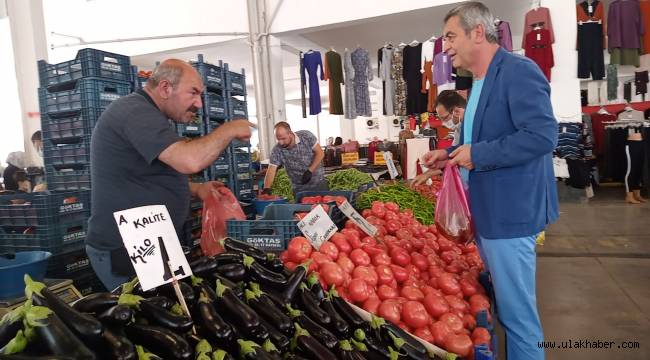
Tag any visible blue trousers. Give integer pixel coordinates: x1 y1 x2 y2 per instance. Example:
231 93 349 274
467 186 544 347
86 245 131 292
476 234 545 360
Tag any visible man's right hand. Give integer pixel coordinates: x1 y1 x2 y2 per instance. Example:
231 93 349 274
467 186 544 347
422 150 449 169
226 119 256 140
261 188 272 195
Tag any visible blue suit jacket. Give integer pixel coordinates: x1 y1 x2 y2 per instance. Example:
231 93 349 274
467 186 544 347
452 47 559 239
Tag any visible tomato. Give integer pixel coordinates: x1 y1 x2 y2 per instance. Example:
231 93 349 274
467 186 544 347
438 274 461 295
372 252 391 267
350 249 371 266
371 202 386 219
384 201 399 212
361 209 373 218
284 261 297 271
378 299 402 324
471 327 491 346
362 295 381 314
330 233 351 254
469 294 491 315
334 196 347 206
411 252 429 271
319 262 345 288
287 237 313 263
352 266 378 287
390 248 411 266
444 334 473 357
411 236 425 251
341 229 362 249
363 244 385 257
402 301 431 329
385 220 401 235
384 211 399 222
375 265 394 285
414 327 435 344
423 293 449 319
401 286 425 301
390 265 409 283
300 196 322 204
445 295 469 314
430 321 452 347
336 255 355 274
347 278 371 303
462 314 476 331
395 228 412 241
377 284 399 300
319 241 339 261
439 313 464 334
360 236 376 246
310 252 331 267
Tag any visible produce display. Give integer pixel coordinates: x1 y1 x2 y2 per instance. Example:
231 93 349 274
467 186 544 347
326 169 374 191
280 201 491 359
270 168 294 202
357 184 436 225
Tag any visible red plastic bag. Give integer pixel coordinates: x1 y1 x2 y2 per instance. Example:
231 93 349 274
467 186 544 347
435 164 474 244
200 187 246 256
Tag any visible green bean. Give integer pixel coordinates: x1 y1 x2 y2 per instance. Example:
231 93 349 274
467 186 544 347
271 168 295 202
326 169 374 191
357 183 435 225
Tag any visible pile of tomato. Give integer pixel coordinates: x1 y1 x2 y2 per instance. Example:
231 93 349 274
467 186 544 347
280 201 492 358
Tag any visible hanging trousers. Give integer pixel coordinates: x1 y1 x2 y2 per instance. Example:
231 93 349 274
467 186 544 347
625 140 645 192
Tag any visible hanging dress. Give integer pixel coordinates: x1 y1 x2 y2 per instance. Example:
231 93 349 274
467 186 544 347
324 50 344 115
351 47 373 117
379 46 395 116
303 51 324 115
392 46 407 116
343 49 357 119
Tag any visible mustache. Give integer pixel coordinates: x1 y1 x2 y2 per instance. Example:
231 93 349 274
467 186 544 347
187 106 199 114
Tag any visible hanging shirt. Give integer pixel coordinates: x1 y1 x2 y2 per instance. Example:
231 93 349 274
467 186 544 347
641 1 650 53
460 78 485 184
433 52 453 86
433 37 444 57
496 20 513 52
607 0 644 50
420 39 435 73
522 7 555 49
524 28 554 81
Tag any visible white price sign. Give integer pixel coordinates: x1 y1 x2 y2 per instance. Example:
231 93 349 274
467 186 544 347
383 151 399 179
297 205 337 250
337 201 378 237
114 205 192 291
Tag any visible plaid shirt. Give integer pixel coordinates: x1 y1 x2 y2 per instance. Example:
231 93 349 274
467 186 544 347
270 130 325 186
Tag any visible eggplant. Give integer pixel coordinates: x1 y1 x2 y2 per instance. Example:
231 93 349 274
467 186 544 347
138 300 193 333
263 254 285 273
72 292 119 314
295 284 330 326
373 317 427 357
379 330 427 360
356 329 393 360
111 277 139 296
134 344 163 360
260 339 282 360
350 338 386 360
195 291 234 347
193 338 213 360
142 296 174 310
237 339 275 360
306 273 326 301
190 257 219 276
330 287 369 332
244 288 293 336
285 305 337 350
97 304 134 327
222 238 267 263
321 296 350 337
214 252 244 265
211 274 244 299
214 280 260 334
216 263 247 282
338 340 367 360
241 322 269 345
125 323 192 360
0 307 24 348
290 323 337 360
101 327 136 360
157 282 196 308
0 356 77 360
260 262 309 306
242 255 287 288
211 349 235 360
255 316 290 354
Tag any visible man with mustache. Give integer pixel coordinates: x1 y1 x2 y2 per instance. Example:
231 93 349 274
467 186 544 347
86 59 254 290
262 121 327 197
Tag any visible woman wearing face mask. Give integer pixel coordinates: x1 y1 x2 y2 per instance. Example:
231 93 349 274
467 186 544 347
29 131 47 192
3 151 27 191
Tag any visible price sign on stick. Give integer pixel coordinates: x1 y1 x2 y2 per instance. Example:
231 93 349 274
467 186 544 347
297 205 337 250
337 200 378 237
383 151 399 179
114 205 192 291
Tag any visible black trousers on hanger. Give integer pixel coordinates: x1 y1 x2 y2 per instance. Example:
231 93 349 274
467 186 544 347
625 140 645 192
577 23 605 80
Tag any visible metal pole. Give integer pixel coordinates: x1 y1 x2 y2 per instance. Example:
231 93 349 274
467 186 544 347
50 31 249 49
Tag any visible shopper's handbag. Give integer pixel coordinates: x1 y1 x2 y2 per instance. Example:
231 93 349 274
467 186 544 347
435 163 474 244
200 187 246 256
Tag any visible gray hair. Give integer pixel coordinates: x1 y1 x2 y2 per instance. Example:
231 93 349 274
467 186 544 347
444 1 498 44
146 59 186 88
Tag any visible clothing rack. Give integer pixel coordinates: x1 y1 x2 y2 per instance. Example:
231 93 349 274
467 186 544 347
603 120 650 129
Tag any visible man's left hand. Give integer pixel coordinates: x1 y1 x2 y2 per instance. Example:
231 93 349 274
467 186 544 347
449 145 474 170
301 170 312 184
196 181 225 200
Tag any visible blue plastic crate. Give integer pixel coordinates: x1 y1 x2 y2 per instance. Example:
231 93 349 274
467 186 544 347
0 218 88 255
0 251 51 299
176 116 204 136
231 138 251 148
226 70 246 94
74 272 106 295
38 48 131 91
46 247 91 278
233 151 252 173
228 97 247 118
45 166 91 191
212 154 231 177
191 60 224 91
41 107 101 143
234 178 254 201
39 78 131 115
43 137 90 168
211 173 233 186
0 191 90 228
295 190 354 228
205 92 227 119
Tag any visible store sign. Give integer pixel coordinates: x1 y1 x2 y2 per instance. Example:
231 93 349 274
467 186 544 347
297 205 337 250
337 201 378 237
374 152 386 165
342 152 359 165
114 205 192 291
383 151 399 179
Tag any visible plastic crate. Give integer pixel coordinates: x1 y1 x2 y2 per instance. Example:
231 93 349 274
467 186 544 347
176 116 204 136
43 137 90 168
41 107 101 143
38 48 131 91
189 169 210 183
45 166 91 191
0 191 90 228
191 60 224 91
39 78 131 115
0 218 88 255
226 70 246 94
205 92 227 119
74 272 106 296
231 138 251 148
228 97 247 118
234 178 254 201
212 153 231 176
295 190 354 228
46 247 91 278
211 173 232 186
233 151 252 173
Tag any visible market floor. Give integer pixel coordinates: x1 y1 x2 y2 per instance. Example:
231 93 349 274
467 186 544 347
531 186 650 360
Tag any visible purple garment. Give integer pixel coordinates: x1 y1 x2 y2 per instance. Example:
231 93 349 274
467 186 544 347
497 20 513 52
434 37 444 57
608 0 644 50
303 51 324 115
433 52 453 85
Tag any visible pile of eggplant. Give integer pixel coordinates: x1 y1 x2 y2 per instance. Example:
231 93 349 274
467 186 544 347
0 238 438 360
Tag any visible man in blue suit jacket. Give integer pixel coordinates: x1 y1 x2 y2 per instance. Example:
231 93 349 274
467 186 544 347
423 2 559 359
